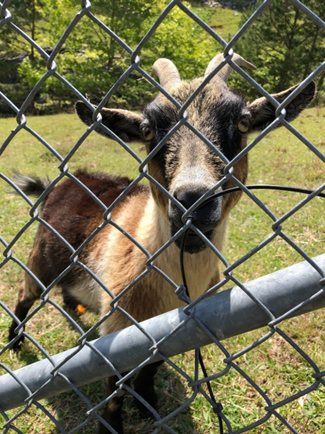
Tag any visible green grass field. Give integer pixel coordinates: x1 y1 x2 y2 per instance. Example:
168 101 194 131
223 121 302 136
0 103 324 434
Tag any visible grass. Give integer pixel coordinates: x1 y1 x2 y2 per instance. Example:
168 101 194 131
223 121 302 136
191 4 242 42
227 107 325 280
0 104 324 434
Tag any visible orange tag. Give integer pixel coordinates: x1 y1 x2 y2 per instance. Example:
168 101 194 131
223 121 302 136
77 304 87 315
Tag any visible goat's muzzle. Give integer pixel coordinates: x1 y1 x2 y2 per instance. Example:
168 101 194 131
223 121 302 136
169 189 222 254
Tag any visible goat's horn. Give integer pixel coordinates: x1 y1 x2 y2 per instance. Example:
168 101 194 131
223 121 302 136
205 53 256 83
151 58 181 90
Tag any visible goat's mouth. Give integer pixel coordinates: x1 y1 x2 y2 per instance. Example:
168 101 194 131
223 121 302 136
171 224 214 254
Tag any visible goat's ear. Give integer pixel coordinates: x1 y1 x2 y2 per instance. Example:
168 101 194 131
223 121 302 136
75 101 144 142
248 81 317 131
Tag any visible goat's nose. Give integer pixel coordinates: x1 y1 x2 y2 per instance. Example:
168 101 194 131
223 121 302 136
173 188 222 231
170 188 222 253
174 190 203 211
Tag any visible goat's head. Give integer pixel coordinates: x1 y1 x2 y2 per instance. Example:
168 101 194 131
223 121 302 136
75 53 316 253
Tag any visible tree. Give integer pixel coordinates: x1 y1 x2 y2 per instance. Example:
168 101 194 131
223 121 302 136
232 0 325 100
0 0 50 114
0 0 47 59
16 0 219 112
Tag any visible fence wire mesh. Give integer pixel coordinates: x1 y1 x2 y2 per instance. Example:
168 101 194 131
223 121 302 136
0 0 325 433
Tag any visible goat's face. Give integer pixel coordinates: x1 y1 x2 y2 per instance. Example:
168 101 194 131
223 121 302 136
76 54 316 253
141 82 250 253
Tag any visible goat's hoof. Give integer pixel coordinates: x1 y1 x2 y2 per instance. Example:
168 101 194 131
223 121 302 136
98 420 124 434
134 394 158 419
8 332 24 352
9 341 23 352
134 401 154 419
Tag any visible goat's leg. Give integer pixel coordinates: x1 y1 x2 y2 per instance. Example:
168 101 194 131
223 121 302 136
8 274 42 350
98 362 163 433
8 246 48 351
133 360 164 418
98 375 128 434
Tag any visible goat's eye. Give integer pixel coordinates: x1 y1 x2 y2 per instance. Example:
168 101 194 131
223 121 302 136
141 125 155 141
237 117 250 133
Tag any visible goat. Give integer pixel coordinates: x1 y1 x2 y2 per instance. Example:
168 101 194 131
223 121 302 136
8 53 316 433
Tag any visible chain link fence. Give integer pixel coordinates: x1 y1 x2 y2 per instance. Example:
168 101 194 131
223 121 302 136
0 1 325 433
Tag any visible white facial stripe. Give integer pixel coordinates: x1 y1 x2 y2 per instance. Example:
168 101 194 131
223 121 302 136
171 165 215 194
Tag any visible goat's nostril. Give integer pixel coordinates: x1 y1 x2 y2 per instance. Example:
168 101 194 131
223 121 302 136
174 190 204 210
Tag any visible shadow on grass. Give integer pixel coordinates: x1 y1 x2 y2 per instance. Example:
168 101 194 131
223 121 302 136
46 364 197 434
